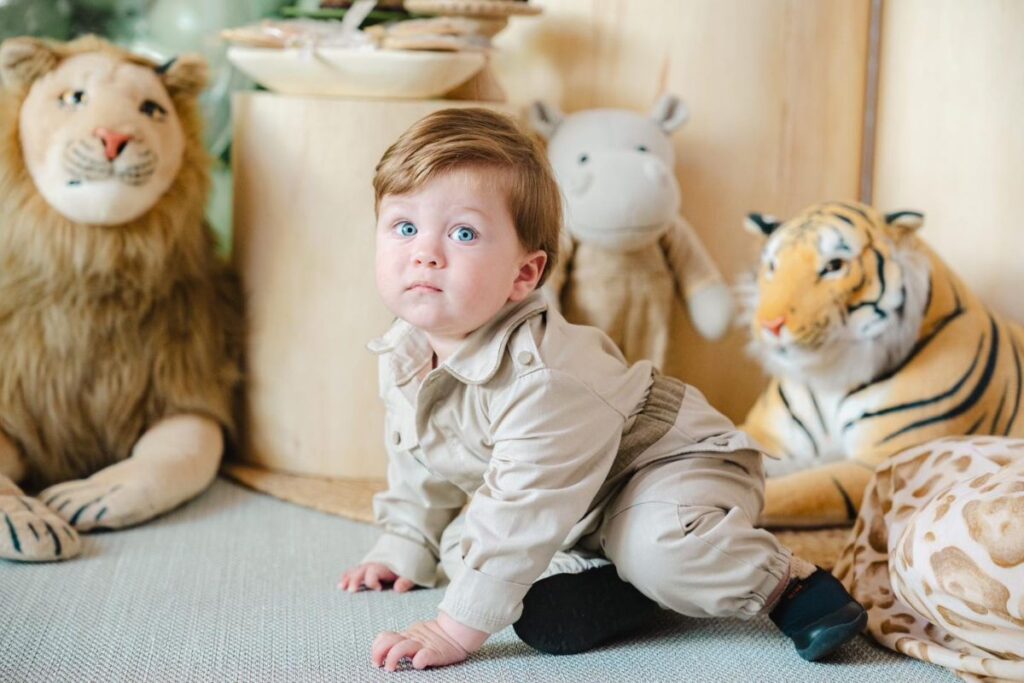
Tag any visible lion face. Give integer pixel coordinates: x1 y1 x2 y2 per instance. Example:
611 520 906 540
18 51 185 225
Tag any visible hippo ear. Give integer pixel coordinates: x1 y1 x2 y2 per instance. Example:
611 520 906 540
884 210 924 232
0 37 59 91
650 94 689 133
528 100 563 140
744 212 781 236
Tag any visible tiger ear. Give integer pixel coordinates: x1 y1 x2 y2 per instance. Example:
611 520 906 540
884 210 924 232
744 212 781 236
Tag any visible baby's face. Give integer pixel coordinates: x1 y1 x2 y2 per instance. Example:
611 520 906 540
375 168 537 348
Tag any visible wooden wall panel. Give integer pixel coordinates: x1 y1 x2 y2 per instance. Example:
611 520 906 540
492 0 872 420
872 0 1024 323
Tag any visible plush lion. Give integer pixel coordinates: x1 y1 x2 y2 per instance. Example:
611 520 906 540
740 200 1024 527
0 36 240 562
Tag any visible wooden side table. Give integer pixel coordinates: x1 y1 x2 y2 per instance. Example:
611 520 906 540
232 92 512 478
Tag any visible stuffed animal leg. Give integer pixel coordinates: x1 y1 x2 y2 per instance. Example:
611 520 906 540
39 414 222 533
660 216 734 340
0 431 80 562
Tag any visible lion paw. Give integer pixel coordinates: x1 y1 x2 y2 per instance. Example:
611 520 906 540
41 477 153 532
0 494 81 562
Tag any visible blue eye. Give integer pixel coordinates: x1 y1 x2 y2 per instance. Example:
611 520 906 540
396 221 417 237
451 227 477 242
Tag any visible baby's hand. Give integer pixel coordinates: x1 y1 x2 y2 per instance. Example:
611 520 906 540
372 619 470 671
338 562 415 593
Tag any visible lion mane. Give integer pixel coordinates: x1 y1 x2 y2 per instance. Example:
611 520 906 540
0 36 240 490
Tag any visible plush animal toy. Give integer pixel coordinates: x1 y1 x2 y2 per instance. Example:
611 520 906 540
529 95 733 368
740 200 1024 527
834 436 1024 680
0 36 240 562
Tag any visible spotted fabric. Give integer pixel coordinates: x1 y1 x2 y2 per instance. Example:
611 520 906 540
835 436 1024 681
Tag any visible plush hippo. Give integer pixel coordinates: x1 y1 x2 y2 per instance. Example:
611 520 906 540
530 95 733 368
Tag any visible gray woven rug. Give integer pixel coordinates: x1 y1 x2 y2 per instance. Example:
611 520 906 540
0 479 955 682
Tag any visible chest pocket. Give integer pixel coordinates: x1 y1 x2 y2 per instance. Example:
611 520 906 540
437 425 490 494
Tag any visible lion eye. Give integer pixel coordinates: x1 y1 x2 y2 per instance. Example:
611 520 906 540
58 90 87 110
139 99 168 121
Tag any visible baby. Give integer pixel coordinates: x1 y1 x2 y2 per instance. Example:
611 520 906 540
339 108 867 671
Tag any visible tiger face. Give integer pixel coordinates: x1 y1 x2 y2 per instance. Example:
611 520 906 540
744 201 929 386
18 51 186 225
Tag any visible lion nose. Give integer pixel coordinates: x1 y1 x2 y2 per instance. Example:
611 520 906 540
94 128 134 161
761 316 786 337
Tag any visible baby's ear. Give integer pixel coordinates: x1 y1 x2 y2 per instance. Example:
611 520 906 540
0 37 59 91
157 53 208 98
529 100 563 140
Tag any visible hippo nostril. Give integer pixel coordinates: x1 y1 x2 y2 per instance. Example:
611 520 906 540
644 159 669 183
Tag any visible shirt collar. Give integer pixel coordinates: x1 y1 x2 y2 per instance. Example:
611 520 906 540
367 291 548 386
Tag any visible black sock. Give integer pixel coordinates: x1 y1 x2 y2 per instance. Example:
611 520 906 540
513 564 659 655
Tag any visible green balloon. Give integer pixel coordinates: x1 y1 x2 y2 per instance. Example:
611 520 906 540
0 0 73 42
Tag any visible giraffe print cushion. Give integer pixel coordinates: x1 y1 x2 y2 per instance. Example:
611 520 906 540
834 436 1024 681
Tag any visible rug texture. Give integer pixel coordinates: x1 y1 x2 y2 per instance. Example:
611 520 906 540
0 479 956 682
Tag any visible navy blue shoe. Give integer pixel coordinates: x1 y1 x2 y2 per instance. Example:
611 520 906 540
769 568 868 662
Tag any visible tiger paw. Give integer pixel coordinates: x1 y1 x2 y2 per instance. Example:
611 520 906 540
0 494 81 562
41 476 154 532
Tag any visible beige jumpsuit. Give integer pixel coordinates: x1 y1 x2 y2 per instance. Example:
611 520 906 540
363 292 790 634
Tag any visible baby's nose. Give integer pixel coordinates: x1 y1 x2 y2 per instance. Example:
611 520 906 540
413 251 442 267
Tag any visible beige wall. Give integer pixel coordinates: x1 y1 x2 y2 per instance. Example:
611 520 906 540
872 0 1024 324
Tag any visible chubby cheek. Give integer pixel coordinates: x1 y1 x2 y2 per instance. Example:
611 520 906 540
374 242 402 295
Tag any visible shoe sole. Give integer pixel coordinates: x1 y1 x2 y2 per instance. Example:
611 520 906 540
796 608 869 662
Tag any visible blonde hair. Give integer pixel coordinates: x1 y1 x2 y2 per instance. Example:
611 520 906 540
373 107 562 286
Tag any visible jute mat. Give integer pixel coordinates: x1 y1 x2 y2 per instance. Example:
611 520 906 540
222 463 853 569
221 462 386 525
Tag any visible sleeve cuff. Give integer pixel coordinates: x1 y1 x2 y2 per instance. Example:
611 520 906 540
362 532 439 588
437 564 532 634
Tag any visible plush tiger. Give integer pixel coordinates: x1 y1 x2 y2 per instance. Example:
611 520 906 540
741 200 1024 527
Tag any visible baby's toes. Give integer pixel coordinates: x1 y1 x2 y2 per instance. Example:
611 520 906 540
0 495 81 562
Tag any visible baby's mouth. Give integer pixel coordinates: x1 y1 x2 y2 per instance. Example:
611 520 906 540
407 281 442 293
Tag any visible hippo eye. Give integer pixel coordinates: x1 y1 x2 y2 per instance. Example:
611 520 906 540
139 99 168 121
578 153 589 164
636 145 649 152
820 258 846 277
58 90 87 110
